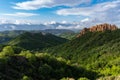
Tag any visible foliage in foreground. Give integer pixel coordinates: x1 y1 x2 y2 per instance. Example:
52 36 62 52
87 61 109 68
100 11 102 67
0 46 97 80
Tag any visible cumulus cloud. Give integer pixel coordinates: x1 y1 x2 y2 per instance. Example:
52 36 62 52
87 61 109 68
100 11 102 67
0 18 9 24
56 0 118 16
3 12 38 17
13 0 91 10
1 0 120 30
56 0 120 26
81 18 89 22
10 25 16 30
0 18 34 25
56 25 84 30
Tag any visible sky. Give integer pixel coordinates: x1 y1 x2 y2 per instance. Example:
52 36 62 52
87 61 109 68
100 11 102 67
0 0 120 29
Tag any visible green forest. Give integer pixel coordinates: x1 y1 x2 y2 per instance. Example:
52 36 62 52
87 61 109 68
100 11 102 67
0 29 119 80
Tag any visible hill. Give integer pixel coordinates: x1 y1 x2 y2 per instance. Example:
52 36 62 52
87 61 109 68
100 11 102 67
0 30 26 37
0 29 74 44
0 36 13 44
0 46 97 80
8 32 68 50
45 23 120 76
0 30 26 44
42 29 74 35
59 32 78 40
1 23 120 79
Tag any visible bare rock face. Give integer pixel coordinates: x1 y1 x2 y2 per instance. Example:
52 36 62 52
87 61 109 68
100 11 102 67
77 23 118 37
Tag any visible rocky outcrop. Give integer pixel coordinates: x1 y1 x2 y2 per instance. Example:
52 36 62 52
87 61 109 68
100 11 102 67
77 23 118 37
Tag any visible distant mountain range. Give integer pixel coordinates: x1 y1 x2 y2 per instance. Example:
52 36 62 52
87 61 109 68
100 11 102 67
0 29 74 44
0 29 74 36
0 23 79 31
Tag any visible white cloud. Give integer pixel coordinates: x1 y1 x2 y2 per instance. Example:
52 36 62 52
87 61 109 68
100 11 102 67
13 0 53 10
13 0 91 10
61 21 67 24
56 0 120 27
55 24 85 30
56 0 119 16
10 25 16 30
81 18 89 22
0 18 34 25
3 12 38 17
49 21 57 24
0 18 9 24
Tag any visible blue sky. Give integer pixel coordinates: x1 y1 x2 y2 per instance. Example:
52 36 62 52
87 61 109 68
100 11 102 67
0 0 120 27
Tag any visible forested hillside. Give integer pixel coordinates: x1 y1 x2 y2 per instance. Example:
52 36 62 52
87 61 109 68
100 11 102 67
1 0 120 79
59 32 78 40
0 29 74 44
0 24 120 80
0 46 97 80
8 32 68 50
45 25 120 77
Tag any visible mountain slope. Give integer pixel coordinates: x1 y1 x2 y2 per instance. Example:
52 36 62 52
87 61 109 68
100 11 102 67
47 29 120 59
0 29 74 44
45 24 120 76
0 51 97 80
0 36 13 44
42 29 74 35
59 32 78 40
0 29 74 36
8 32 68 50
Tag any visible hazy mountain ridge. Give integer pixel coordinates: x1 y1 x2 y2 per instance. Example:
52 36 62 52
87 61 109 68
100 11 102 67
8 32 68 50
0 29 74 36
0 22 82 31
0 29 74 44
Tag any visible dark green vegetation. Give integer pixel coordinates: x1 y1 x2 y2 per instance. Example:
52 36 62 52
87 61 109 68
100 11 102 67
0 29 74 44
43 29 74 35
59 32 78 40
0 29 74 38
0 29 120 80
8 32 68 50
0 36 12 44
0 30 26 44
0 30 26 37
46 29 120 77
0 46 97 80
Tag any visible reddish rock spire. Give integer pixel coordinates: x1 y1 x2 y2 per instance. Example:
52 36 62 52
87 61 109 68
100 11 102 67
77 23 118 37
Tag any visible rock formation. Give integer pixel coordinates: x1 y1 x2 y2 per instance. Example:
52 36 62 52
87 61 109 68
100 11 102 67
77 23 118 37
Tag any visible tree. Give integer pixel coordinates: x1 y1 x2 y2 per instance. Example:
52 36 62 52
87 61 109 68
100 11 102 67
19 50 36 62
22 75 31 80
38 64 52 79
60 77 75 80
1 46 14 56
78 77 89 80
